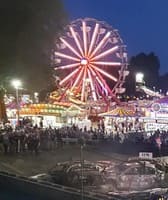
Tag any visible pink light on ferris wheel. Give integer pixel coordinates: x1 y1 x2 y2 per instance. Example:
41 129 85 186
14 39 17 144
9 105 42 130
89 31 111 58
54 18 128 103
81 66 87 101
69 26 84 56
88 23 99 55
55 62 79 70
90 64 117 82
71 67 85 90
54 52 79 62
92 46 119 61
82 21 88 56
90 66 113 97
87 68 97 101
60 37 82 58
91 61 121 66
88 65 111 96
59 67 81 85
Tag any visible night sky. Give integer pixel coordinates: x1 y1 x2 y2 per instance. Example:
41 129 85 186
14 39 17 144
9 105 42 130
63 0 168 75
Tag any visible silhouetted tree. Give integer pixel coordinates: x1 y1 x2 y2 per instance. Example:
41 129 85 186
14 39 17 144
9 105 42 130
0 0 67 91
0 86 8 123
159 73 168 93
125 52 160 95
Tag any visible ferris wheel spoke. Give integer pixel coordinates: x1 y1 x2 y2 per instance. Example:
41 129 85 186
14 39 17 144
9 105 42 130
69 26 84 56
59 67 81 86
89 66 109 96
90 31 111 58
60 37 81 58
88 23 99 56
91 68 120 103
55 63 80 70
91 46 119 61
59 82 72 101
91 61 121 66
71 67 85 90
90 64 117 82
90 68 111 97
87 69 97 101
82 21 88 56
81 66 87 101
95 71 115 97
54 52 80 62
97 84 108 102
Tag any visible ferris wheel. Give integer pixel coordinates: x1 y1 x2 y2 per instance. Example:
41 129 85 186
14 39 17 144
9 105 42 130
54 18 129 103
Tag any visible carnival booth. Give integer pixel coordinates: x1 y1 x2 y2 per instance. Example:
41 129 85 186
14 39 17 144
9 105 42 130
18 103 82 128
143 96 168 131
99 106 142 133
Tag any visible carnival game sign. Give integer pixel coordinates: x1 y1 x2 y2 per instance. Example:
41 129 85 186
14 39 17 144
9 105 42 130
139 152 153 159
151 102 168 118
145 123 168 131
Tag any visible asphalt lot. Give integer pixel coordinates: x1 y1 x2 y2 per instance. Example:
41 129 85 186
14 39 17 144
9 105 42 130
0 145 129 177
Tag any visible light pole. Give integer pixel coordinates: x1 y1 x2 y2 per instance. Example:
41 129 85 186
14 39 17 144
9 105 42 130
153 86 156 94
34 92 39 103
80 144 84 200
135 72 144 85
135 72 144 92
79 137 85 200
11 79 22 126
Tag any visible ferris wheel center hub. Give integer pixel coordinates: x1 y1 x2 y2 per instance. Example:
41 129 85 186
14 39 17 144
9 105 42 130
80 58 89 66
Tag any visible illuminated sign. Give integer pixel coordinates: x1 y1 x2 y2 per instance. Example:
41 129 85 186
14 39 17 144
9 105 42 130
151 103 161 112
139 152 153 159
145 123 168 131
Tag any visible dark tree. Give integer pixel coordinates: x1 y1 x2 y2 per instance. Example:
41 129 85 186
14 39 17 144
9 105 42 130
159 73 168 93
125 52 160 95
0 86 8 123
0 0 67 91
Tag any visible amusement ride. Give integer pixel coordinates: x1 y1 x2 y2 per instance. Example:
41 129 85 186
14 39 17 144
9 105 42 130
50 18 129 112
5 18 136 127
4 18 168 130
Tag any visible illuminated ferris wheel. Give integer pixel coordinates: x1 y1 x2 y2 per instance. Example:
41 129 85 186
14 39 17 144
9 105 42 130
54 18 129 103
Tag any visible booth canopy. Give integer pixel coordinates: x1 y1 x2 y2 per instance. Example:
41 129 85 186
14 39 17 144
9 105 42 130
99 106 135 117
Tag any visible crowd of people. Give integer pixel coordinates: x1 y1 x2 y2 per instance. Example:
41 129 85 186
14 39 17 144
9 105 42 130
0 124 92 154
0 122 168 156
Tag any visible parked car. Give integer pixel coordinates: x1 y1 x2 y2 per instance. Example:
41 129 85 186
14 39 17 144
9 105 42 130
49 160 104 187
104 160 165 191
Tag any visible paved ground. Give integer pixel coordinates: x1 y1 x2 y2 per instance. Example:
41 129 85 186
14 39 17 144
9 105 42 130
0 145 129 177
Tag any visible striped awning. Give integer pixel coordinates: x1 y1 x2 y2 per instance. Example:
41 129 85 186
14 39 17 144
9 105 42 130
99 106 135 117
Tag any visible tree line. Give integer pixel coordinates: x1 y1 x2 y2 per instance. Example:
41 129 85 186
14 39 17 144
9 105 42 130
125 52 168 96
0 1 167 99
